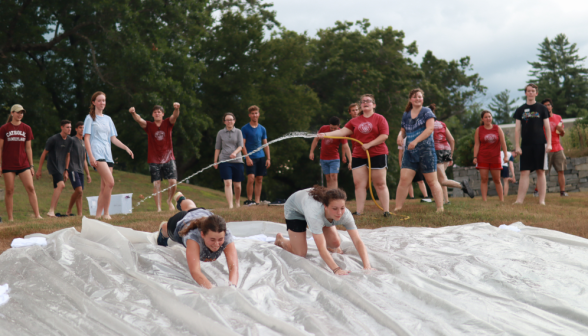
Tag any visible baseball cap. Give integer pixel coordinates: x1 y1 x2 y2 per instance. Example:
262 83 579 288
10 104 25 113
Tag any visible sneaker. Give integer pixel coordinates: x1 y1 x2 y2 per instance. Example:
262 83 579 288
157 222 168 247
383 211 391 218
533 190 538 197
421 198 432 203
259 200 271 205
352 212 362 216
560 191 569 197
244 199 256 206
461 180 475 198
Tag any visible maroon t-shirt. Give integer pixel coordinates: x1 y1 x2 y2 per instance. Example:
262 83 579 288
478 124 501 165
344 113 389 158
145 119 175 164
319 125 347 160
0 122 34 170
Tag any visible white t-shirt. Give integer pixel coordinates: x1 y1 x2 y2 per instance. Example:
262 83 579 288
284 189 357 235
500 151 512 167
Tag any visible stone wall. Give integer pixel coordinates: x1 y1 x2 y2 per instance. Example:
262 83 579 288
451 156 588 197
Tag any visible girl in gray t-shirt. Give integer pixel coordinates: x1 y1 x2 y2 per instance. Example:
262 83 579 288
275 186 373 276
157 192 238 289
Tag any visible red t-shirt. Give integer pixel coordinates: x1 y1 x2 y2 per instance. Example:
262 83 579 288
344 113 389 159
433 121 451 151
548 114 563 152
478 124 501 164
145 119 175 164
0 122 34 170
318 125 347 160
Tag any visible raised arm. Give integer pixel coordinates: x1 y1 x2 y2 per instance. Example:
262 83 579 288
185 240 214 289
111 136 134 159
129 107 147 129
169 102 180 125
223 242 239 286
313 233 349 275
318 127 353 139
347 230 373 270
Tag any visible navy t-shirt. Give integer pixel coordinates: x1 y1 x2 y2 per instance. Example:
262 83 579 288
241 123 267 159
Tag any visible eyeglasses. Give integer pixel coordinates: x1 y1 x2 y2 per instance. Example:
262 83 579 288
361 100 373 104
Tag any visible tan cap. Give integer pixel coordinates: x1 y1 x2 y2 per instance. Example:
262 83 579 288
10 104 25 113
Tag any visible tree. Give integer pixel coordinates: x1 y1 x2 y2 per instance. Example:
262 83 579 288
488 89 516 125
528 33 588 118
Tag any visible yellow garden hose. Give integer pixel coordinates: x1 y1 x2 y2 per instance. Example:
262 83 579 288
324 136 410 221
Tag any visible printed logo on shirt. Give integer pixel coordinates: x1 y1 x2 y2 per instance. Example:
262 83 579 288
5 130 27 142
154 130 165 141
484 134 498 144
522 111 541 120
357 122 373 134
323 138 333 145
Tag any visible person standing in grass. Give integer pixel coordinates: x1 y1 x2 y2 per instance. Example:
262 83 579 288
397 137 431 201
319 94 391 217
65 122 92 216
0 104 42 221
513 84 551 205
309 116 351 189
241 105 270 205
501 150 516 196
394 89 444 212
274 186 373 275
36 120 74 217
431 104 475 203
542 98 568 197
84 91 134 219
129 103 181 211
474 111 508 201
214 113 244 209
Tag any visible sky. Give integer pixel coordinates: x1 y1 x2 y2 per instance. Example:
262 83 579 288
266 0 588 107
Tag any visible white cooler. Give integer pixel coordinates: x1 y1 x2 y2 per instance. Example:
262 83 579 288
87 193 133 216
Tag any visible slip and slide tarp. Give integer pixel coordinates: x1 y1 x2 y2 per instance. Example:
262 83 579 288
1 217 588 335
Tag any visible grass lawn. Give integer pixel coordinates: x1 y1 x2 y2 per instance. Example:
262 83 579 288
1 166 587 252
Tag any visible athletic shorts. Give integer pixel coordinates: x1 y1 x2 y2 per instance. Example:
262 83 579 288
401 148 437 174
412 169 425 182
70 171 84 190
352 154 387 170
501 166 510 178
320 159 340 174
436 150 452 163
219 162 244 182
548 150 566 172
166 208 203 242
2 167 30 176
476 162 502 170
52 173 64 188
285 219 308 233
520 144 548 172
149 160 178 182
97 159 114 168
245 157 267 177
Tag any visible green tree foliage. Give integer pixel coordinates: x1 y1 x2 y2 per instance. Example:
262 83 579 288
488 89 516 125
528 33 588 118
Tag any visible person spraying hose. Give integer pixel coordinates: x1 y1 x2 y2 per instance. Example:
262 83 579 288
274 186 373 275
157 192 238 289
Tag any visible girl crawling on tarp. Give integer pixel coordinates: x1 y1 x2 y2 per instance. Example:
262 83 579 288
274 186 373 275
157 192 238 289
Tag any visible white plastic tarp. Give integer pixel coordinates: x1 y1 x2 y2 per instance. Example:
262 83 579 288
0 217 588 335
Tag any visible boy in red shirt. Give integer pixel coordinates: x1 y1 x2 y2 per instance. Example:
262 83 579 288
309 117 352 189
542 98 568 196
129 103 180 211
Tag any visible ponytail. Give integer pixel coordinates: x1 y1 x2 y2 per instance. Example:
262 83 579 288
179 214 226 237
89 91 106 121
429 103 436 113
5 114 12 124
309 185 347 206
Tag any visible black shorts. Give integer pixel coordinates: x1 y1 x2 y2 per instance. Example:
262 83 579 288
245 157 267 177
436 150 452 163
501 166 510 178
166 208 202 237
52 173 64 188
2 167 30 176
285 219 308 233
412 169 425 182
351 154 388 170
149 160 178 183
520 144 548 172
97 159 114 168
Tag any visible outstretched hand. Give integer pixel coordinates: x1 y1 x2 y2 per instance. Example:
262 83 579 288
173 102 180 110
129 107 135 114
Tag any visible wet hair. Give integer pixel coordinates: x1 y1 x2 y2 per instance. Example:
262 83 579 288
480 110 492 126
223 112 236 122
541 98 553 106
153 105 164 113
309 185 347 206
358 94 376 116
329 116 340 126
248 105 259 113
348 103 359 114
404 88 425 112
179 214 227 237
61 120 71 127
75 121 84 128
428 103 436 112
525 83 539 93
89 91 106 121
